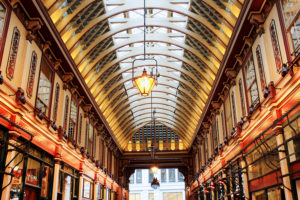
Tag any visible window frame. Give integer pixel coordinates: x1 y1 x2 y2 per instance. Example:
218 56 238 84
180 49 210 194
35 57 54 118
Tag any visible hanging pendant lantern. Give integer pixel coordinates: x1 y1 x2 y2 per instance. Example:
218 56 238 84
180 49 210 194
151 177 160 189
134 68 155 96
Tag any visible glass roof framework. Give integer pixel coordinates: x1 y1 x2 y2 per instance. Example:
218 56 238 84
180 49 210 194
42 0 243 150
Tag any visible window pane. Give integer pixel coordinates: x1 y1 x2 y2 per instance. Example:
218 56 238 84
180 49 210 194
252 190 266 200
0 2 6 37
149 170 154 183
41 166 52 197
161 169 167 182
246 55 259 106
178 171 184 182
136 169 142 183
10 154 24 197
169 168 175 182
36 61 52 114
129 174 134 184
267 187 283 200
25 158 40 186
68 99 78 139
83 179 91 199
284 116 300 162
63 175 72 200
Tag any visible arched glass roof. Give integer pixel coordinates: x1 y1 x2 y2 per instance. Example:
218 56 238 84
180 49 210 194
42 0 244 150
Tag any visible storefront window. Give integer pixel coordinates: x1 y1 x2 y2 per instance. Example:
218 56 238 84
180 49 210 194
8 143 54 200
10 154 24 199
96 184 102 200
58 163 79 200
82 178 93 199
252 187 284 200
25 158 40 186
63 175 72 200
283 116 300 162
252 190 266 200
246 134 279 180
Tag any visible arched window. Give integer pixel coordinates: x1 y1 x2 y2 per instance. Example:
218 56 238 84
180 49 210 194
63 96 69 133
68 98 78 139
256 45 267 91
52 83 60 122
245 54 259 107
238 79 246 116
270 19 283 72
221 110 226 138
26 51 37 98
78 114 82 144
6 27 20 80
231 91 237 126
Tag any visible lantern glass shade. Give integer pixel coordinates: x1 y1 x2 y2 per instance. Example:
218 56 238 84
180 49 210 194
134 68 155 96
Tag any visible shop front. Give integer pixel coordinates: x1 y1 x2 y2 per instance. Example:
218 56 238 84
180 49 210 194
0 127 54 200
57 162 80 200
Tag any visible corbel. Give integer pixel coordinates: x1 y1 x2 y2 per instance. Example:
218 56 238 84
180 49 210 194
25 18 42 42
243 36 253 47
83 104 92 117
249 13 265 35
96 123 104 135
53 59 62 71
202 122 210 129
70 85 78 95
91 117 98 127
77 96 84 105
218 93 225 103
43 41 51 53
211 101 221 110
62 72 74 90
225 68 237 80
235 54 243 66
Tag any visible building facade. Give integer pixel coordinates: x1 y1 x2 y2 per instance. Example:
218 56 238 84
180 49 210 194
129 169 185 200
0 0 298 200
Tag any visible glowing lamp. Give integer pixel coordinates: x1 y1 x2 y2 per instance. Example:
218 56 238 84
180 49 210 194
151 166 158 174
134 68 155 96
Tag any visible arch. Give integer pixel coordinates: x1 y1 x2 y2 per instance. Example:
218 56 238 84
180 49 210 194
119 118 192 147
55 0 239 34
72 33 221 69
62 4 232 48
98 62 209 111
117 115 193 144
113 108 197 135
93 73 209 113
108 102 198 131
113 111 195 139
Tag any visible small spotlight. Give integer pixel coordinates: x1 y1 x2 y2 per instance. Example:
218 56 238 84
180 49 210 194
51 122 57 131
263 87 270 98
37 111 44 120
249 105 254 115
0 71 3 85
16 87 26 105
80 147 85 154
281 64 289 77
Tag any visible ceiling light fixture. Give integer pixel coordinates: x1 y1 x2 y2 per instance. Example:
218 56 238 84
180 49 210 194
132 0 159 96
